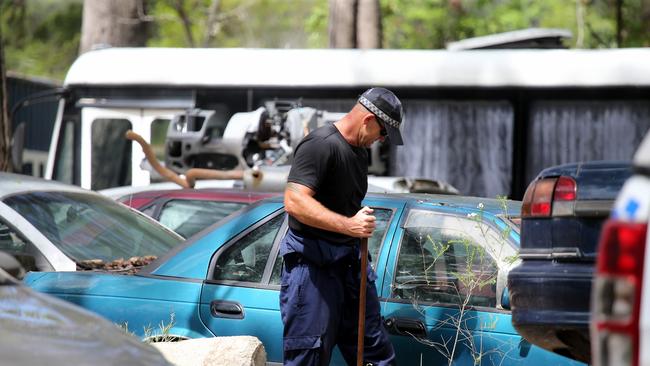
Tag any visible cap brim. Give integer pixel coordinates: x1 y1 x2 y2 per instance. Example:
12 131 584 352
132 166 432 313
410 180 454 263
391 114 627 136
384 123 403 145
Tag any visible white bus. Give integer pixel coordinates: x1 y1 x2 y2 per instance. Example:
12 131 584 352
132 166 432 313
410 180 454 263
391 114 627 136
46 47 650 198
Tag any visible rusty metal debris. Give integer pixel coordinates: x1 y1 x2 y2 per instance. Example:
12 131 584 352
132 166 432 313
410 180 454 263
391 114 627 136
77 256 157 274
126 130 245 189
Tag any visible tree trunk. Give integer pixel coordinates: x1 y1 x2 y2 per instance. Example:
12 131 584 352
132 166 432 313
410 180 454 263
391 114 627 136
79 0 149 54
203 0 222 47
642 0 650 46
615 0 623 47
171 0 195 47
0 22 12 172
329 0 357 48
356 0 381 48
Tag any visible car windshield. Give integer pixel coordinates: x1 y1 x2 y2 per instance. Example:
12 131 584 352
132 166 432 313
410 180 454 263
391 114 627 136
157 200 247 238
3 191 182 270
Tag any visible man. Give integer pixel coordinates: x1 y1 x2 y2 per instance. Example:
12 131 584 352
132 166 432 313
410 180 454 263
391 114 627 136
280 87 404 365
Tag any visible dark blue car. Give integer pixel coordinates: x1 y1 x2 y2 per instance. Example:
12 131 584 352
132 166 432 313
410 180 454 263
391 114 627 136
508 161 633 363
26 194 583 365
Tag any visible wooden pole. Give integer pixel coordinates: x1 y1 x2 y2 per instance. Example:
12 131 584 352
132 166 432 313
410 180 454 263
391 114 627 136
357 237 369 366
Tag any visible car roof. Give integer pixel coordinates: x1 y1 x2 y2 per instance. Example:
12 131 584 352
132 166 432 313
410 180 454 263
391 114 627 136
533 160 633 201
99 180 240 199
366 193 521 215
258 192 520 213
537 160 632 178
244 193 521 220
0 172 89 199
118 188 278 202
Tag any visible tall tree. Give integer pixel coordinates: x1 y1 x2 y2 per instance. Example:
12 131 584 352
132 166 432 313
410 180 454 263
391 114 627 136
203 0 222 47
79 0 149 54
357 0 382 48
329 0 357 48
0 20 12 172
328 0 382 48
643 0 650 46
168 0 196 47
616 0 624 46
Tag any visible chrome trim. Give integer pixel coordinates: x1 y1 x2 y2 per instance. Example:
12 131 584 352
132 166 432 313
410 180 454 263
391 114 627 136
573 200 614 217
519 247 584 259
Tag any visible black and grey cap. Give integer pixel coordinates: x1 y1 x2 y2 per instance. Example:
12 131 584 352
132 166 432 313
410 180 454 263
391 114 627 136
358 87 404 145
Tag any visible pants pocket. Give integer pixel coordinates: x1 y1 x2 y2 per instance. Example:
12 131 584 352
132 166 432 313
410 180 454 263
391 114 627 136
284 335 322 351
280 261 308 314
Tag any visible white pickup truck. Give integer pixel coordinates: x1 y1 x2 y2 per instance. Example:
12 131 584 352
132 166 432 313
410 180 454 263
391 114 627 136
591 131 650 366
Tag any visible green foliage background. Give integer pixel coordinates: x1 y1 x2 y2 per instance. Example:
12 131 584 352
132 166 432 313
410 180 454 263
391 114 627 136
2 0 649 81
1 0 82 80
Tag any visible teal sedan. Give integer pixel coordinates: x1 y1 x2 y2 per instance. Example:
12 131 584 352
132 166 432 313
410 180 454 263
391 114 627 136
25 194 583 366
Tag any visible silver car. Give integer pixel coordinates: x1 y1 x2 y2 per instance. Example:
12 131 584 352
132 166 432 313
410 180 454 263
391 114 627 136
0 173 183 272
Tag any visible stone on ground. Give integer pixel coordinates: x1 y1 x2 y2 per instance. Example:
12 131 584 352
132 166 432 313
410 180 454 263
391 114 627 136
153 336 266 366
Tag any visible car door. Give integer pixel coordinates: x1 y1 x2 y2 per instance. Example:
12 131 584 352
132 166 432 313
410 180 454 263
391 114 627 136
198 199 405 365
380 207 581 365
80 107 182 190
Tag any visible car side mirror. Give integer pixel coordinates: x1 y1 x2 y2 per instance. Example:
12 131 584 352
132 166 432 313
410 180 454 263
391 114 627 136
501 287 511 310
496 268 511 310
0 251 26 280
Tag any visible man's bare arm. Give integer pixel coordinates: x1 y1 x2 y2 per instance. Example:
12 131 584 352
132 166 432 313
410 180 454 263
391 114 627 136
284 182 375 238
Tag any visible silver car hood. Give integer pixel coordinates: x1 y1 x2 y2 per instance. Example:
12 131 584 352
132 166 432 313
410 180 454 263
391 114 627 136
0 270 171 366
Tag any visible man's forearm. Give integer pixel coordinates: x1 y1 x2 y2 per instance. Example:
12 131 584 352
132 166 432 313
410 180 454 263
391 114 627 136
285 184 350 234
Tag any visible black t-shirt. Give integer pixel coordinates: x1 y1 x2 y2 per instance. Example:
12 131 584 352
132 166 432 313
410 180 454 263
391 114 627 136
287 123 368 244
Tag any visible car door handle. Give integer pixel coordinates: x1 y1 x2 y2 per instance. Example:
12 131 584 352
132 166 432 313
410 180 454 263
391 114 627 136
519 338 531 357
384 317 427 338
210 300 244 319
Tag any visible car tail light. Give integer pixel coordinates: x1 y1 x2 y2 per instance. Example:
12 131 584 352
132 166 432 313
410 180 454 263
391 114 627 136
593 220 648 366
554 176 577 201
521 176 577 217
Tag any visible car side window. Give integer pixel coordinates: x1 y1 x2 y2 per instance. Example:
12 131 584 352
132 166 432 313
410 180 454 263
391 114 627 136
0 221 29 253
0 220 41 272
368 208 393 263
159 200 247 238
268 208 393 285
213 214 283 283
392 210 501 308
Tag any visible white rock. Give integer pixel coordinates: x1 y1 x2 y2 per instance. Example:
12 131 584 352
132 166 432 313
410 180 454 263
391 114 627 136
153 336 267 366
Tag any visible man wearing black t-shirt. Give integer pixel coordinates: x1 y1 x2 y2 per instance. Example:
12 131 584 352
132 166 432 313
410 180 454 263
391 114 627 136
279 88 404 366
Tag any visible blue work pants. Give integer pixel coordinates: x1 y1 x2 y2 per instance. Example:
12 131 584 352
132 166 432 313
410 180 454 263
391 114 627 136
279 253 396 366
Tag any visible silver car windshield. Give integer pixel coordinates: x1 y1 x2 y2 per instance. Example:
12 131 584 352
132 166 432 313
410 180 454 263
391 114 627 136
3 191 182 268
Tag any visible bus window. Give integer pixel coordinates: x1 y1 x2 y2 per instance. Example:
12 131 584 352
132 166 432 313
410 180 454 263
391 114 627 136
53 120 77 185
91 119 132 190
150 118 170 183
150 119 170 162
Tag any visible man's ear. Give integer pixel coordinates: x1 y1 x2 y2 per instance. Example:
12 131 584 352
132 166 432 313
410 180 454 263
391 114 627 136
362 113 374 126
